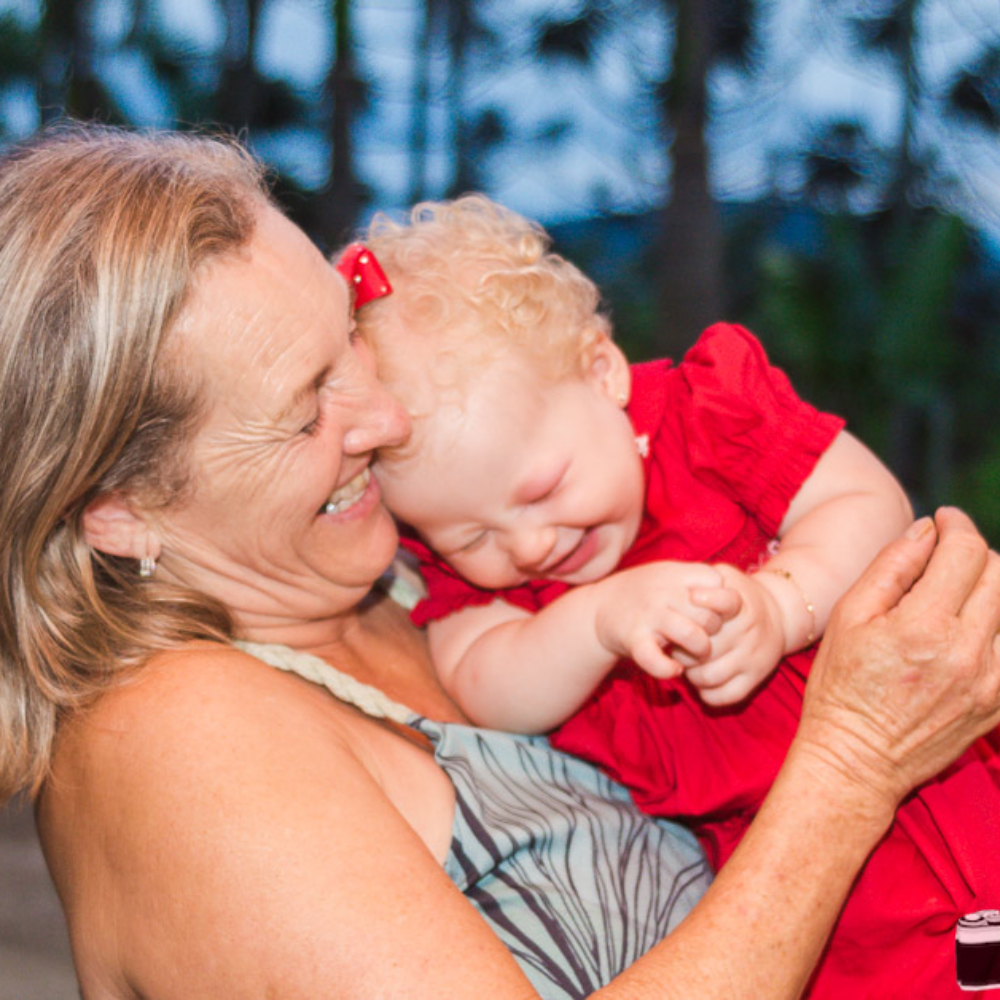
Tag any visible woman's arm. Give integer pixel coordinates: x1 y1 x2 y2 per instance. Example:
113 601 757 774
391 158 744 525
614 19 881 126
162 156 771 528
40 646 544 999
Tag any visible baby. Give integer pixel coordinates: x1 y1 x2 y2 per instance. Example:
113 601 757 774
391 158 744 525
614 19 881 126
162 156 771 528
345 195 1000 998
356 193 911 730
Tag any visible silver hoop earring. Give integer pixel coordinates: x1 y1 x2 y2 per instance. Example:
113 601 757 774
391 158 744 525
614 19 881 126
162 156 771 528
139 556 157 578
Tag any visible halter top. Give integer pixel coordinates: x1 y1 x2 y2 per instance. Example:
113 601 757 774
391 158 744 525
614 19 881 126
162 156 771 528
238 634 711 999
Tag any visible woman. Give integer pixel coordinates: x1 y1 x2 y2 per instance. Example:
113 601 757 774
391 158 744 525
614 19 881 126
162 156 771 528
0 124 997 999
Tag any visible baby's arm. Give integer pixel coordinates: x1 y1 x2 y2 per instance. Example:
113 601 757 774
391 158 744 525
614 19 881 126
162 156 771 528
685 430 914 703
429 561 740 732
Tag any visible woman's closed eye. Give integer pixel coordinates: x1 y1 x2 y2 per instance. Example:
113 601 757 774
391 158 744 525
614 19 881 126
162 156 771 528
297 350 357 436
301 410 324 436
298 387 331 437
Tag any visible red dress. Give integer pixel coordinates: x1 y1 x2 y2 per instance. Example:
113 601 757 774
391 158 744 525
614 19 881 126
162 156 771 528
405 323 1000 997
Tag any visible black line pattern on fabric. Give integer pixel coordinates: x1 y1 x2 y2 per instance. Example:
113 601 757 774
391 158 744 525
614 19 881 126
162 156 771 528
233 639 711 997
418 719 712 999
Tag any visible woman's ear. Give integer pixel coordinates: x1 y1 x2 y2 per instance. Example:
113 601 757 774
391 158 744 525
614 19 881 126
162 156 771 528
583 333 631 406
82 494 160 561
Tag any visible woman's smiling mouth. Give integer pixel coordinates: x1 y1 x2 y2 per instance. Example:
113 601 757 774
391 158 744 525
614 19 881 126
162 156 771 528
321 468 371 515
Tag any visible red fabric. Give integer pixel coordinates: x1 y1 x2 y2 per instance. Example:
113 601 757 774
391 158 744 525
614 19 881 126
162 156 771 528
404 323 1000 996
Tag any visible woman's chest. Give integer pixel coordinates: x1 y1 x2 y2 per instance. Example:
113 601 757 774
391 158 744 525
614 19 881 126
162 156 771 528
335 705 457 863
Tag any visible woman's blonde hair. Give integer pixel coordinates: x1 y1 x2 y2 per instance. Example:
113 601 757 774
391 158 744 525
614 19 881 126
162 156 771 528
358 195 612 441
0 123 270 802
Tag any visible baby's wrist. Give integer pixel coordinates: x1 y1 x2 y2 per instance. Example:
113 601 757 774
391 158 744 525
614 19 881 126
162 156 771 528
587 578 628 658
756 566 817 653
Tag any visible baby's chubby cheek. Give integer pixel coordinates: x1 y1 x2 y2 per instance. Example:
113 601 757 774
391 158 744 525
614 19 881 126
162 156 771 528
372 458 419 524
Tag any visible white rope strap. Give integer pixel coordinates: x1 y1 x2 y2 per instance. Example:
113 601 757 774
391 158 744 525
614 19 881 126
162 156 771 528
236 640 414 725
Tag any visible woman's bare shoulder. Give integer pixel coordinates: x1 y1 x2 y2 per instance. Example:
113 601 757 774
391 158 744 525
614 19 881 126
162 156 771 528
39 642 528 998
86 639 322 718
48 641 360 814
41 645 382 993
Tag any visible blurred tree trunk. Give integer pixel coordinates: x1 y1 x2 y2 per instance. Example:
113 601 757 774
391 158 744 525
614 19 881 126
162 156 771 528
408 0 444 204
886 0 920 211
408 0 432 205
214 0 264 131
878 0 958 508
314 0 364 247
37 0 114 122
655 0 725 356
0 12 36 134
409 0 478 202
446 0 474 196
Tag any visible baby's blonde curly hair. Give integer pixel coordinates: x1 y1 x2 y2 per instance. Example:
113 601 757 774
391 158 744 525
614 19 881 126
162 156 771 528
358 195 612 451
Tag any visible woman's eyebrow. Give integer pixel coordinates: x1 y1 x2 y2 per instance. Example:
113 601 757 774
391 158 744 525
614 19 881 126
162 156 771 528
273 364 332 423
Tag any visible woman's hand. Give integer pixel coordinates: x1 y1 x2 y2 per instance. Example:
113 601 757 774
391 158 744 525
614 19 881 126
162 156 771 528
796 507 1000 811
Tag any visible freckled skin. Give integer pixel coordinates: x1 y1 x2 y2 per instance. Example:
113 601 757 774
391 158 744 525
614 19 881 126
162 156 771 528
154 206 410 634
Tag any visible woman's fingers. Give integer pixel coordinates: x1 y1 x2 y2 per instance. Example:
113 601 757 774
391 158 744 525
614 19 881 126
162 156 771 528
957 546 1000 634
953 546 1000 722
906 507 991 618
801 508 1000 805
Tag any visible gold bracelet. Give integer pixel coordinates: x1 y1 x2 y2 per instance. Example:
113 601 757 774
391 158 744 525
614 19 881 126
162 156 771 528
760 567 817 645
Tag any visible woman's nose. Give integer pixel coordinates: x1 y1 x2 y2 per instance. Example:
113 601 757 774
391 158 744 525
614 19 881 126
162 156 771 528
342 375 412 455
509 525 557 572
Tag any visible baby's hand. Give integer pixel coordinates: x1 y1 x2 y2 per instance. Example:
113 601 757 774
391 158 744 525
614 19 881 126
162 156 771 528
681 565 786 706
592 562 741 679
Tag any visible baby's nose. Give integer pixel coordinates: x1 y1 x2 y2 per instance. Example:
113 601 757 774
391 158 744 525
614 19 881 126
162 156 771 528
509 525 557 572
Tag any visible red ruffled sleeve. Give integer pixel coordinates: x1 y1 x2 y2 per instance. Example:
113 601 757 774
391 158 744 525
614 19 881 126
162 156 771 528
671 323 844 537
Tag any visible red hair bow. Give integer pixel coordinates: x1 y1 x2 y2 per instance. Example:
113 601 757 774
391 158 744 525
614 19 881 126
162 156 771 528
334 243 392 308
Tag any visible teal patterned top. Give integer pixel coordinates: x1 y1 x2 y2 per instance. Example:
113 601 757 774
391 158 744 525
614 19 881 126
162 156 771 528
239 639 711 998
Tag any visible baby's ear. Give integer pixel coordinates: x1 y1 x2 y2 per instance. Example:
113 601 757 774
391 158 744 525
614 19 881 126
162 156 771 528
583 332 631 405
82 493 159 561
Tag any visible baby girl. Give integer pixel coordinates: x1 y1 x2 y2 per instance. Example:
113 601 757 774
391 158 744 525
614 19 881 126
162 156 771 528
344 195 1000 997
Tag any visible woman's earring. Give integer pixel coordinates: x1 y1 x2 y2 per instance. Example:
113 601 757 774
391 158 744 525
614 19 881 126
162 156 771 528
617 391 628 407
139 556 157 578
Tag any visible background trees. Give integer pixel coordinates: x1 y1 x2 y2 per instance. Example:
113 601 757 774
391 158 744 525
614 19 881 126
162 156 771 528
1 0 998 538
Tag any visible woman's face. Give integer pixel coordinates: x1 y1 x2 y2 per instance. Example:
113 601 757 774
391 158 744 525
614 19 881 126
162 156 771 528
155 205 410 625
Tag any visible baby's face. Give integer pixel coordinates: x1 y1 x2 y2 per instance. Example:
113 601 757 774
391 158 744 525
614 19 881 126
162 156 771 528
376 350 644 589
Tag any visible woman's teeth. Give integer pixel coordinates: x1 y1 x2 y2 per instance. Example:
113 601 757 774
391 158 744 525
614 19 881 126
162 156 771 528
321 468 370 514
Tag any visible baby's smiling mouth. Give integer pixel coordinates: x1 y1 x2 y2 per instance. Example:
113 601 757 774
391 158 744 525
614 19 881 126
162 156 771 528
320 468 370 515
545 528 600 578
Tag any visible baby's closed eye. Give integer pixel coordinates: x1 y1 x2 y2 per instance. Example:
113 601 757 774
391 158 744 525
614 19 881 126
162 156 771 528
453 531 489 555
